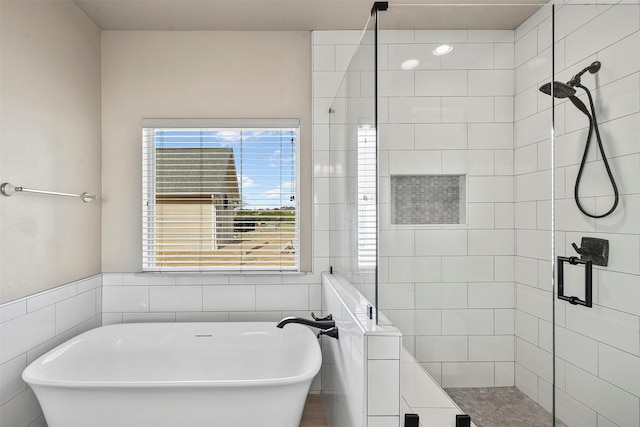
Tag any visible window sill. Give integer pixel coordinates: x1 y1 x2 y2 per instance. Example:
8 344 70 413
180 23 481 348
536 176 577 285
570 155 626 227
135 270 310 276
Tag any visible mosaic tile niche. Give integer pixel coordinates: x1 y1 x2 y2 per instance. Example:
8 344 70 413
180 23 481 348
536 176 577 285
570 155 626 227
390 175 466 225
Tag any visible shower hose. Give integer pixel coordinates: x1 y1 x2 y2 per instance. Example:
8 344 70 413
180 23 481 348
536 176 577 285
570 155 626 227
573 83 619 218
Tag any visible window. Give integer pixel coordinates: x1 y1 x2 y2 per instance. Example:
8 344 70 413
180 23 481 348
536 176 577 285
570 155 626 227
142 119 299 272
357 125 376 267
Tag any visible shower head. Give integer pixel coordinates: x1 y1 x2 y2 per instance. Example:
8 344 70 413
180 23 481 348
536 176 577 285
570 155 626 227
539 61 603 117
539 81 576 99
539 81 591 117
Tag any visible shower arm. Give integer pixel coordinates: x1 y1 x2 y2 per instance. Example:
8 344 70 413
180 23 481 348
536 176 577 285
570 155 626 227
568 69 589 87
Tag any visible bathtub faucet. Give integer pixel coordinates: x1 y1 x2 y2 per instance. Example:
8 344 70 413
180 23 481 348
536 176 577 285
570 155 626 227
317 326 339 340
276 312 335 330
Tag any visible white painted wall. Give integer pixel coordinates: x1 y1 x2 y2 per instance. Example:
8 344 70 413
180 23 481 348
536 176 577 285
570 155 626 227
1 18 324 427
0 4 102 423
0 0 102 304
97 29 333 395
0 2 101 424
101 31 312 272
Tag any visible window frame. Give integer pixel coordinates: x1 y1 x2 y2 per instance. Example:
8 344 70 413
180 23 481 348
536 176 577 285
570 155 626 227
142 118 301 273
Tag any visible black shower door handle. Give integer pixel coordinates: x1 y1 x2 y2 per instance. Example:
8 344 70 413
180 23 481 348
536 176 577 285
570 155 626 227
557 256 593 307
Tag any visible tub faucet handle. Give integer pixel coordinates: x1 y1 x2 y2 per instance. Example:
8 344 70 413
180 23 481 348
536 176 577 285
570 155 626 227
317 327 339 340
311 312 333 322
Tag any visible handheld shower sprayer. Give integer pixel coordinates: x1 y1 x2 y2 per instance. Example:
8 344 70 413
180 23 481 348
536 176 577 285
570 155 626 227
538 61 619 219
567 61 601 87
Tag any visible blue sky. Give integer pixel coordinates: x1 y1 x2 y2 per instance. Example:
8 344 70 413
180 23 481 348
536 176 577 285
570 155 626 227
156 128 296 209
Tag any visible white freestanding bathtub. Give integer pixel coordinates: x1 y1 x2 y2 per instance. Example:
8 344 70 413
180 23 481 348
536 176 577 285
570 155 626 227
23 322 321 427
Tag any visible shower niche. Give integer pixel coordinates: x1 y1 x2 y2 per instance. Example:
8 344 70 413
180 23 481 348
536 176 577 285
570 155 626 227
390 174 466 225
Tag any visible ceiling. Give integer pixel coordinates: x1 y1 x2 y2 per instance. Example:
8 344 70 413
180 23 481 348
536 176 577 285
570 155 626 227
73 0 548 31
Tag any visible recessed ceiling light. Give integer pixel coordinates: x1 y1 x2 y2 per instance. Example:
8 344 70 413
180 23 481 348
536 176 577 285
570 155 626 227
401 59 420 70
433 45 453 56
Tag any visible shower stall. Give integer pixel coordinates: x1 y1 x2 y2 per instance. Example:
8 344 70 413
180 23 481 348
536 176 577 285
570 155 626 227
323 1 640 425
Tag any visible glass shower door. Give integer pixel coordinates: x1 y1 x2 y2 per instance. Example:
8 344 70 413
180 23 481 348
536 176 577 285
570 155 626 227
327 15 378 307
551 3 640 426
376 3 559 426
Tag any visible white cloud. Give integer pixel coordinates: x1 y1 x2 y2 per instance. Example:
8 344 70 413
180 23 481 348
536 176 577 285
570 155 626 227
212 130 241 146
239 175 258 188
265 182 294 199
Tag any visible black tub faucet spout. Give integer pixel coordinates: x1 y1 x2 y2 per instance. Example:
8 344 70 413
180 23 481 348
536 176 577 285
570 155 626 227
276 313 335 329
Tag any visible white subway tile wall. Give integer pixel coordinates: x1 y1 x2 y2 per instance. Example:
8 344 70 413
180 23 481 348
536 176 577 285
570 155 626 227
362 28 517 390
0 275 102 426
514 3 640 426
321 273 402 427
101 273 322 325
317 5 640 424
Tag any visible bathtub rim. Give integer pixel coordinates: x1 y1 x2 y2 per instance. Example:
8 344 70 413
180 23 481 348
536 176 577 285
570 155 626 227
23 321 322 389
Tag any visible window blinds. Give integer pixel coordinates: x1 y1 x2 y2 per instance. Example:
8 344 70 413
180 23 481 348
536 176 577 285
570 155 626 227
358 126 377 267
142 119 300 272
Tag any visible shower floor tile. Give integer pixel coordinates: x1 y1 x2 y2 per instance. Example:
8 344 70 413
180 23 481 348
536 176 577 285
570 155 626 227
444 387 568 427
300 394 329 427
